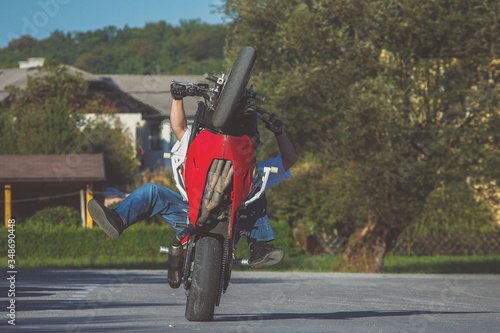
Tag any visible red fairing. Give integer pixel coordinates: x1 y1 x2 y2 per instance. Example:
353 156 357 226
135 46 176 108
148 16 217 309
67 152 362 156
183 130 256 236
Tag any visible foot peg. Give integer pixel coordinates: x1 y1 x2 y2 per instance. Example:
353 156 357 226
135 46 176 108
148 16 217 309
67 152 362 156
233 258 250 266
159 246 170 255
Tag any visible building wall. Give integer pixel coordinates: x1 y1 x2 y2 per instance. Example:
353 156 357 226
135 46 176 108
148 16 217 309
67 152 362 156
83 113 192 170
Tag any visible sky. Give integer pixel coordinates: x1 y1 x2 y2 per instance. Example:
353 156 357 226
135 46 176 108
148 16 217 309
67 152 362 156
0 0 226 48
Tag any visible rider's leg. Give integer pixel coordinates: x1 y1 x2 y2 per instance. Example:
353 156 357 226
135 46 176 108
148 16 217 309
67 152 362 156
245 216 285 268
234 193 274 246
245 215 276 246
234 196 285 268
115 183 188 233
89 183 189 238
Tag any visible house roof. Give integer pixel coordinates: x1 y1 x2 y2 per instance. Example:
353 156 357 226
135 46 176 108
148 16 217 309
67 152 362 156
0 154 106 182
0 66 107 101
99 74 204 118
0 66 205 118
0 68 33 100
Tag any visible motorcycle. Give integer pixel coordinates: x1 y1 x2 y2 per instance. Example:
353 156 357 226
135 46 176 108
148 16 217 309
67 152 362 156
160 46 281 322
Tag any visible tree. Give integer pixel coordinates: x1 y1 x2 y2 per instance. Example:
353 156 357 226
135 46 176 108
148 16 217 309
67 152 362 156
1 60 86 154
80 118 138 191
221 0 499 272
0 60 138 189
0 20 226 75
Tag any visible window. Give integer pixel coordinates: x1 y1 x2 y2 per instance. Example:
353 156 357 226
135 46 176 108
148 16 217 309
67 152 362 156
149 123 162 151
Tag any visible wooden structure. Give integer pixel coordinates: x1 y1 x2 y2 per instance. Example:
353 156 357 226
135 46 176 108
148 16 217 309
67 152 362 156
0 154 105 227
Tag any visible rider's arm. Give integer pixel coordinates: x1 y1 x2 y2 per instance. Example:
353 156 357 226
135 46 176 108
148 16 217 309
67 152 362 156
274 132 297 171
171 99 188 141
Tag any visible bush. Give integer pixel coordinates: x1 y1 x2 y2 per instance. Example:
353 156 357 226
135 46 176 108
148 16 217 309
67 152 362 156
271 219 299 256
1 222 177 264
24 206 81 228
235 218 300 259
265 158 357 251
407 183 496 236
134 167 176 189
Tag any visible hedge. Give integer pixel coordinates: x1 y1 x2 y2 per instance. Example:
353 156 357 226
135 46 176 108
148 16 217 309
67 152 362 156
1 220 298 268
1 223 176 263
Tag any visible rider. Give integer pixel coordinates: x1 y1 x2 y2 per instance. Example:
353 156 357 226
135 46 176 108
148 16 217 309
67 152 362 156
88 83 297 268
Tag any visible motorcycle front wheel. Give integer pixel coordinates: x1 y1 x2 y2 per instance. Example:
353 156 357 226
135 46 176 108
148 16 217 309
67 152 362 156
185 235 223 322
212 46 256 130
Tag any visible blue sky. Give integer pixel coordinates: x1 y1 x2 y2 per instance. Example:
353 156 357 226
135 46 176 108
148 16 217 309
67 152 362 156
1 0 226 48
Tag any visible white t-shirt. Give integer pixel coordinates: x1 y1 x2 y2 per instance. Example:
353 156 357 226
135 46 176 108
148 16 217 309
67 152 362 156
171 129 290 190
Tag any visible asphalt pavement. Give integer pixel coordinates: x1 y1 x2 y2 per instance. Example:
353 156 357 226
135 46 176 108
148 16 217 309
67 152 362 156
2 269 499 332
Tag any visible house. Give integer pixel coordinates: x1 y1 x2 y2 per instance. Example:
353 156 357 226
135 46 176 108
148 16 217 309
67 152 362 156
0 58 204 170
0 58 207 225
0 154 105 226
96 73 204 169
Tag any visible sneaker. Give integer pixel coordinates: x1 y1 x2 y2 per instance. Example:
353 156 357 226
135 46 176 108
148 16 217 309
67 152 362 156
88 199 125 239
248 241 285 269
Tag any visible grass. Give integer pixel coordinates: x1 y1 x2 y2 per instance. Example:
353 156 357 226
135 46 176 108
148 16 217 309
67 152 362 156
233 254 342 272
383 254 500 274
16 256 168 269
12 253 500 274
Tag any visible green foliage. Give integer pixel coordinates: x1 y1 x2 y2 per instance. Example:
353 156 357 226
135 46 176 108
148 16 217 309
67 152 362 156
266 156 359 239
5 223 499 272
0 219 297 259
24 206 81 228
5 222 301 269
0 20 226 75
269 218 299 256
407 183 496 236
1 64 86 154
0 108 16 154
0 64 139 189
383 254 500 274
4 222 176 262
223 0 500 254
80 118 138 191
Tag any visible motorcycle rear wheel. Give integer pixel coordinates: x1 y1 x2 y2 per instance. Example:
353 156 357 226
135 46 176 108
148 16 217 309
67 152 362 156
185 235 223 322
212 46 256 130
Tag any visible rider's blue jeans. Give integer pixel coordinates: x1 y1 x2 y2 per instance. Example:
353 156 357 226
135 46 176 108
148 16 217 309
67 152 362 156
114 183 275 246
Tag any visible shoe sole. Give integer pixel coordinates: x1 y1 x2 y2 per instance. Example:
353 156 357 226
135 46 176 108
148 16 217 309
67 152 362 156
88 200 120 239
249 248 285 269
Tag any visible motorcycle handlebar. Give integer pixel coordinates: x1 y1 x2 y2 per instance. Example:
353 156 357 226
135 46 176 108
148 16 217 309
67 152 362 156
171 80 207 97
245 88 265 103
173 78 266 102
173 79 281 129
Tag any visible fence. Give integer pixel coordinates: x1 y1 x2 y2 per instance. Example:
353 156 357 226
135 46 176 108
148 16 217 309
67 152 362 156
306 234 500 256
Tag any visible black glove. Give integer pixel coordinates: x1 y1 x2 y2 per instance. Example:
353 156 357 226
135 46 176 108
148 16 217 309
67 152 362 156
170 82 187 100
265 114 284 135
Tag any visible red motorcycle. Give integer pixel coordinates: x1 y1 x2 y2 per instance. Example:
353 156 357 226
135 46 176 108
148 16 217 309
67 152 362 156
160 47 280 321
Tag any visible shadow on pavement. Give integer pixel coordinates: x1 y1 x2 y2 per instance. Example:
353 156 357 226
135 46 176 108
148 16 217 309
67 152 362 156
215 310 496 322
